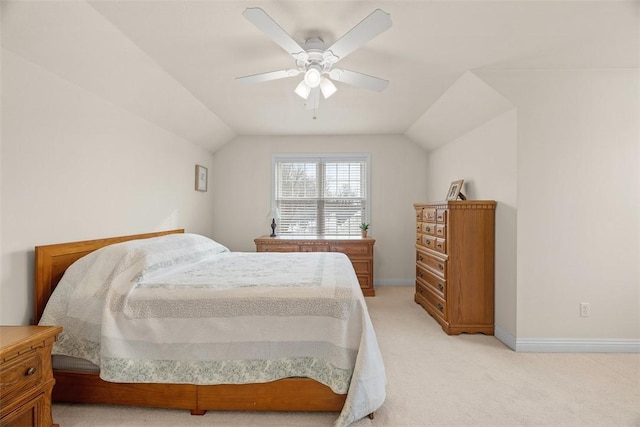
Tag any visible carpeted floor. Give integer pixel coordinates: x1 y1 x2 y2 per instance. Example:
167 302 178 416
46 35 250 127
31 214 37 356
52 286 640 426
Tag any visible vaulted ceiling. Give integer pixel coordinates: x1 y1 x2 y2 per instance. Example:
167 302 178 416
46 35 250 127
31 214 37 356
2 1 638 153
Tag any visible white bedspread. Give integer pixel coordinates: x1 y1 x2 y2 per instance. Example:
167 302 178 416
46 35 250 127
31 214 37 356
39 233 386 426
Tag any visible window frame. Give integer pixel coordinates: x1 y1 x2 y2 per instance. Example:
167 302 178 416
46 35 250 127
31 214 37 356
271 153 371 236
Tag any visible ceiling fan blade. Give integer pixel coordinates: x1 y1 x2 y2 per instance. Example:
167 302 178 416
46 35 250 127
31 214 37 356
326 9 391 61
305 87 320 110
330 69 389 92
236 69 300 84
243 8 305 58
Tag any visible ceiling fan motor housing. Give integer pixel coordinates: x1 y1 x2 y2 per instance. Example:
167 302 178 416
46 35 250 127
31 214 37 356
297 38 336 73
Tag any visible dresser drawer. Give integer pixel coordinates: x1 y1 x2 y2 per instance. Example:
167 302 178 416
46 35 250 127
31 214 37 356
421 235 437 250
258 244 300 252
436 209 447 223
1 392 45 427
330 244 371 257
434 238 446 254
415 282 447 321
416 251 447 278
416 265 446 299
357 275 371 291
351 260 371 275
423 208 437 222
415 208 423 222
299 244 329 252
423 222 437 236
435 224 446 238
0 350 42 402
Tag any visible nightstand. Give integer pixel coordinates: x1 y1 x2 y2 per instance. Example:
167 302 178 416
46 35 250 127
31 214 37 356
0 325 62 427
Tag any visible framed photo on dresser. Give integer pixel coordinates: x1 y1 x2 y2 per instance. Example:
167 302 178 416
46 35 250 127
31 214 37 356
446 179 464 200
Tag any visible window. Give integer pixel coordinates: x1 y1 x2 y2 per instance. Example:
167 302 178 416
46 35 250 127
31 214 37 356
273 154 370 236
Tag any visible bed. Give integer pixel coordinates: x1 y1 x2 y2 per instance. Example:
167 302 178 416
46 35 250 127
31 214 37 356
34 230 385 427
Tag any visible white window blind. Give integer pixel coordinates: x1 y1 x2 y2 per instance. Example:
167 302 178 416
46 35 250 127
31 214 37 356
273 155 369 236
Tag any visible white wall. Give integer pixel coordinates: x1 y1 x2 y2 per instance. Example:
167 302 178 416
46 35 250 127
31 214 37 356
0 49 216 325
477 69 639 343
426 110 518 339
210 134 429 285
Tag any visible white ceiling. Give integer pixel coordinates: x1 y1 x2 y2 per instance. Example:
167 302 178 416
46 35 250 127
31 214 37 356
2 1 638 152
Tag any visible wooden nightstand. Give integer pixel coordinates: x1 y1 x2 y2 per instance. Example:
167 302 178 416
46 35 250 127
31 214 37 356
0 325 62 427
254 235 376 296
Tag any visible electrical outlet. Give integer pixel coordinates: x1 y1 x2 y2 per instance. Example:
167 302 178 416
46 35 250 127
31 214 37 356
580 302 590 317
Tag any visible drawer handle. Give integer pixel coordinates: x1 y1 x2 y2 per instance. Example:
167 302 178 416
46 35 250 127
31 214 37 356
25 367 37 376
437 283 444 291
438 263 444 270
418 254 423 261
436 303 443 311
417 270 423 278
426 227 431 232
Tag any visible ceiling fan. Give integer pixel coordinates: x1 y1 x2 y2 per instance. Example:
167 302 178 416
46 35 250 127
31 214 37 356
236 7 392 110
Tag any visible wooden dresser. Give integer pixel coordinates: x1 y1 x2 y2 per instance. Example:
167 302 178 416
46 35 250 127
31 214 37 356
254 235 376 296
0 325 62 427
414 201 496 335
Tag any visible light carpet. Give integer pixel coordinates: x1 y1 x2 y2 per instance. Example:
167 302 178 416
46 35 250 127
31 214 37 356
52 286 640 426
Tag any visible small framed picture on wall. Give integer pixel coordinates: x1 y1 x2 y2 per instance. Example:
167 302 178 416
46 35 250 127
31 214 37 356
446 179 464 200
195 165 208 192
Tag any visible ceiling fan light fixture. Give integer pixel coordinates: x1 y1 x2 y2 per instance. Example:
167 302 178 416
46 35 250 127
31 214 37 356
304 66 322 88
295 80 311 99
320 77 337 99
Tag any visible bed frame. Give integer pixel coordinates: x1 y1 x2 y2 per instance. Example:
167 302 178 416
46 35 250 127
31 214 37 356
34 230 346 415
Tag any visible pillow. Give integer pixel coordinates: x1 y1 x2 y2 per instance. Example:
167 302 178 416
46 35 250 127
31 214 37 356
69 233 229 284
40 233 229 324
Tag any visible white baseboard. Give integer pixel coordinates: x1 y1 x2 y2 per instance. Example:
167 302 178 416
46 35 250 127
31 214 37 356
494 326 517 350
516 338 640 353
495 327 640 353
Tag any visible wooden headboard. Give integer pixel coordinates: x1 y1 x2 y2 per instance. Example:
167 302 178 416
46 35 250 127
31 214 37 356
33 229 184 324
